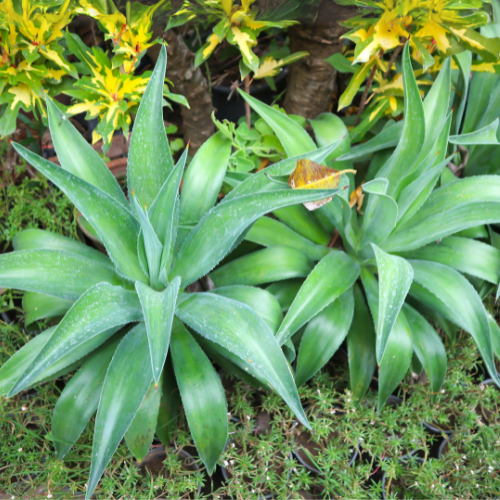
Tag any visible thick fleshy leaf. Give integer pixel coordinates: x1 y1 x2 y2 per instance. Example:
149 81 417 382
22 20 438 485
360 269 412 411
377 312 412 412
238 90 316 156
275 251 360 346
413 57 451 170
125 378 163 462
149 148 188 272
372 245 413 363
309 113 351 167
336 121 402 162
9 284 142 396
266 279 303 312
246 216 332 261
376 43 425 197
13 229 114 269
156 358 181 447
87 323 152 500
488 314 500 362
452 50 472 135
210 246 314 287
127 44 173 207
46 98 127 207
12 143 146 282
23 292 73 326
179 132 231 225
223 143 341 202
211 286 283 334
384 176 500 252
52 335 122 459
295 289 354 387
346 284 376 405
175 293 309 427
171 187 341 287
0 328 54 397
357 179 398 249
403 304 446 394
273 204 331 246
409 260 500 386
0 250 122 301
132 196 163 289
170 319 227 474
449 119 500 146
135 278 181 384
400 237 500 284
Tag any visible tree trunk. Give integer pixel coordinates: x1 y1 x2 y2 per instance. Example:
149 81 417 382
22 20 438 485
283 1 356 119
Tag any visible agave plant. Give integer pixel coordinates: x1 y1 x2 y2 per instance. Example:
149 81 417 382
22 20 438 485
0 45 348 498
212 43 500 410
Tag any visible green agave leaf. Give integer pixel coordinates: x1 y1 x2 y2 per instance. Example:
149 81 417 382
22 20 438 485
179 132 231 225
87 323 153 500
0 250 122 301
170 319 227 474
46 98 127 208
223 142 341 202
156 357 181 447
276 251 360 346
449 119 500 146
396 151 451 226
376 42 425 198
12 143 146 283
13 229 114 269
237 90 316 156
462 73 498 134
273 204 331 246
309 113 352 168
403 304 446 394
400 236 500 284
409 260 500 386
149 148 188 272
0 327 54 397
175 293 309 427
193 331 267 390
372 245 413 363
346 283 376 405
452 51 472 135
357 179 398 250
171 187 341 288
336 121 402 162
52 335 122 460
125 378 163 462
413 57 451 169
23 292 73 326
266 279 304 312
9 284 142 396
132 195 163 289
384 176 500 252
360 269 412 411
295 289 354 387
127 44 173 207
210 246 314 287
377 312 412 412
488 314 500 362
245 216 332 261
135 277 181 385
211 285 283 334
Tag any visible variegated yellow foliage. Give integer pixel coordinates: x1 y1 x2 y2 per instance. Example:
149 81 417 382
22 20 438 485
168 0 305 77
0 0 76 136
